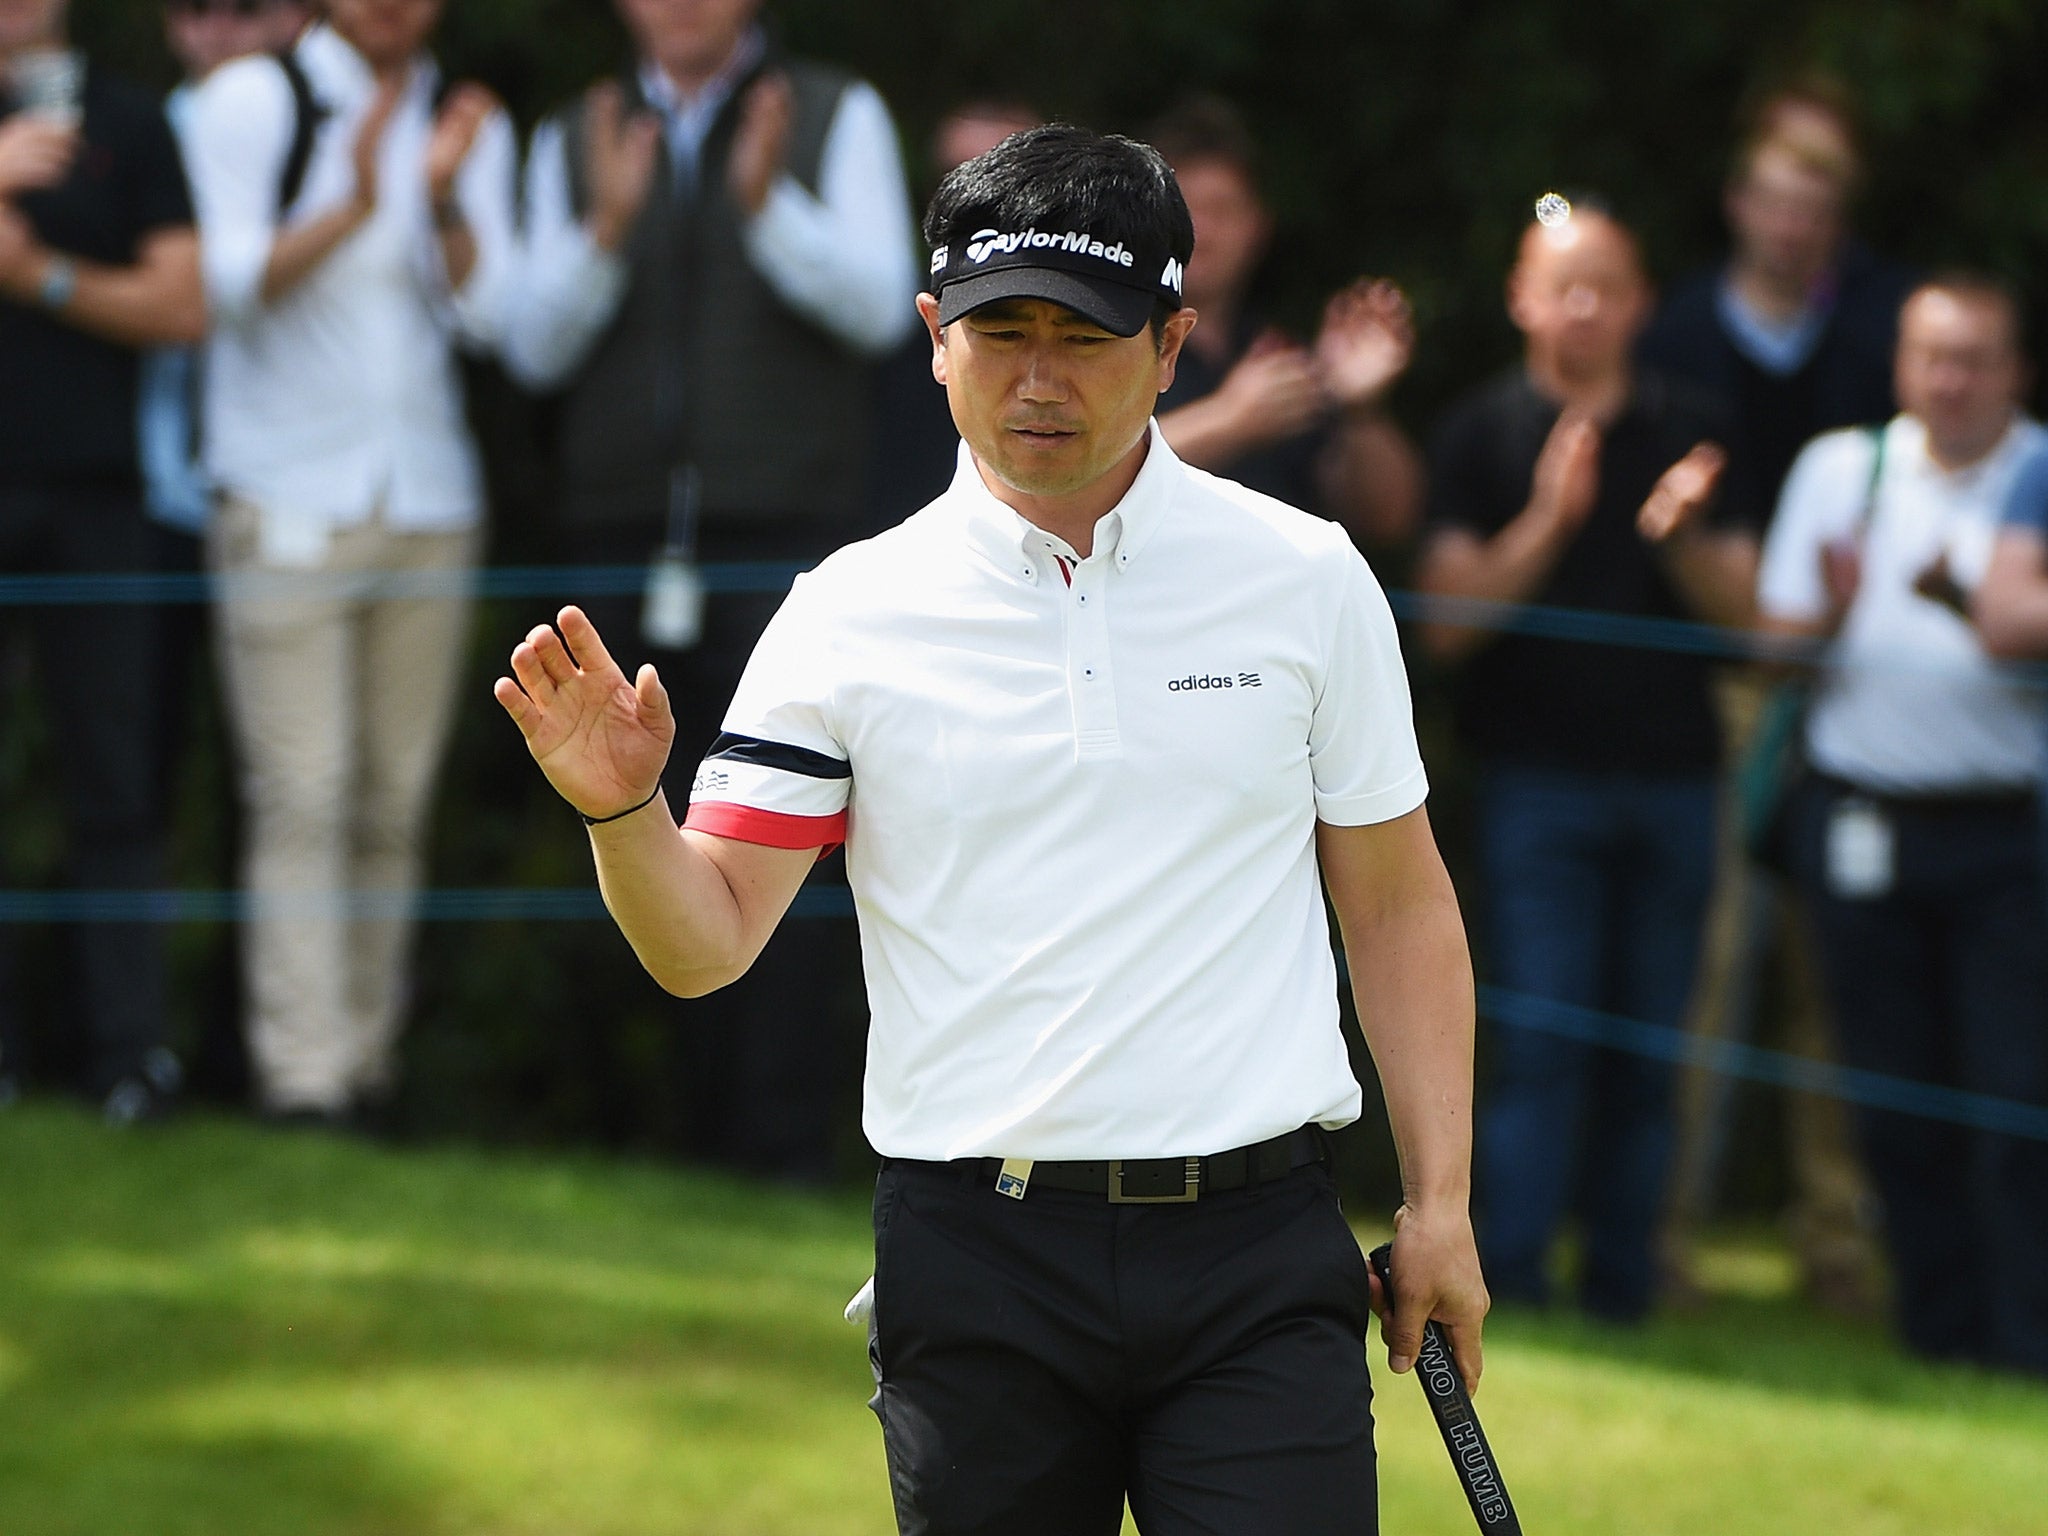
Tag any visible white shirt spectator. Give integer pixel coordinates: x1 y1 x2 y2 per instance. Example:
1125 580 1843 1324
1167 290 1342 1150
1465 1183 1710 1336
1761 413 2048 793
184 22 517 535
503 34 916 391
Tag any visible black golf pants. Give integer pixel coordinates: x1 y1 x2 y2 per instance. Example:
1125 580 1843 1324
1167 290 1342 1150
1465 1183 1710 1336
868 1157 1379 1534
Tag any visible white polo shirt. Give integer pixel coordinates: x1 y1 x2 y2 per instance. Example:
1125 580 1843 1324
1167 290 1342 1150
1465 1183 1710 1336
1760 414 2047 794
684 426 1428 1162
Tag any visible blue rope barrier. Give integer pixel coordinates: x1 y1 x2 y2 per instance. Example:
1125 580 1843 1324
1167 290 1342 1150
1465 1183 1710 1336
4 561 2044 1137
13 559 2048 683
0 562 808 606
0 882 2038 1141
1477 983 2048 1144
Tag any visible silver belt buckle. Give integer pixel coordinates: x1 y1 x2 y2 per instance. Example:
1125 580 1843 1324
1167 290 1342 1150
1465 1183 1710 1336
1107 1157 1202 1204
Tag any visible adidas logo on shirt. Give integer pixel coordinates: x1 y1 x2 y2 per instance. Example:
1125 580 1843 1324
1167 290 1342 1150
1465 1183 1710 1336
1167 671 1262 692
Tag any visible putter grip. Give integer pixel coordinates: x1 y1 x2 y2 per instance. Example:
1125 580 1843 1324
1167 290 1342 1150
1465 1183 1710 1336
1368 1244 1522 1534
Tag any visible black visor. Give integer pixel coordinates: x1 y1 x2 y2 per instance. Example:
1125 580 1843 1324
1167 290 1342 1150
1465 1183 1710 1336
931 226 1185 337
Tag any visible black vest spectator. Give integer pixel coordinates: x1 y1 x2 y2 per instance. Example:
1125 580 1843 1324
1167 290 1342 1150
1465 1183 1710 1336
502 9 916 1181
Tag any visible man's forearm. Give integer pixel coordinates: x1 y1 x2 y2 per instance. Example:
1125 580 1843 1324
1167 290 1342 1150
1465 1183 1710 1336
1320 817 1476 1207
1348 880 1476 1207
1975 534 2048 659
588 800 823 998
1316 409 1423 551
1661 529 1759 630
1417 510 1572 662
435 211 478 292
262 200 372 303
1157 396 1265 473
587 796 752 996
22 234 205 347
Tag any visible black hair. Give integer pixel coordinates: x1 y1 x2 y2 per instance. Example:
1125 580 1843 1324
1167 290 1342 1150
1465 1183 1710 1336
923 124 1195 338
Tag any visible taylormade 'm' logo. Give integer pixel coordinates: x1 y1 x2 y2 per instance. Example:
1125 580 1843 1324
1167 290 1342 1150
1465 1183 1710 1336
1160 256 1184 295
964 227 1136 269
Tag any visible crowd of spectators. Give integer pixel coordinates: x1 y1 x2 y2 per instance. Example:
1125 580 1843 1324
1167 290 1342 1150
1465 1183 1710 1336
1 0 2044 1374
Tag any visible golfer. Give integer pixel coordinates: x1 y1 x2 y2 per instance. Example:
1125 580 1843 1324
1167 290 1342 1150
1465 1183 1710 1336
496 125 1488 1535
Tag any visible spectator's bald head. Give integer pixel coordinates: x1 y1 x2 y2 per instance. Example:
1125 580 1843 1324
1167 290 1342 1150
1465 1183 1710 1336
1507 205 1652 382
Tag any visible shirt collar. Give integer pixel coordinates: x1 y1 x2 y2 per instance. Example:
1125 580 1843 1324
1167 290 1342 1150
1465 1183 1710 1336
950 419 1181 583
299 21 436 106
1898 410 2028 490
1715 273 1834 377
638 26 764 126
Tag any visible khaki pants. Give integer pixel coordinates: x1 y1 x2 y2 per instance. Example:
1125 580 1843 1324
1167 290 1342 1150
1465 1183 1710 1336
210 495 478 1113
1664 670 1883 1311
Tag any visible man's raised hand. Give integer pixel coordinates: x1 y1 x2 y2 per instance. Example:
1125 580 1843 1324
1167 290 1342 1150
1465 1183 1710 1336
1315 277 1415 411
581 79 660 253
0 115 77 198
493 607 676 821
1637 440 1726 544
1530 412 1601 537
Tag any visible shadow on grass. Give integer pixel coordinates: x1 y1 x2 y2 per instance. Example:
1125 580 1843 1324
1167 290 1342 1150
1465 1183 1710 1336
0 1104 883 1536
0 1429 450 1536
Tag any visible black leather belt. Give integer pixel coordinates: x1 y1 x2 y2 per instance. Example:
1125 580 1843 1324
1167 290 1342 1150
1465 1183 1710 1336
1813 773 2038 816
895 1125 1328 1204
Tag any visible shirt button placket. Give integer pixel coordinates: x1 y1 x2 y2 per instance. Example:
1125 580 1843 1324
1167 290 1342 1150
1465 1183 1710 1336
1069 562 1120 758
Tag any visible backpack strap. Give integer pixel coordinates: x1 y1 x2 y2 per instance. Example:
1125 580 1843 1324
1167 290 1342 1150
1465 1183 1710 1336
1855 422 1889 535
273 48 328 217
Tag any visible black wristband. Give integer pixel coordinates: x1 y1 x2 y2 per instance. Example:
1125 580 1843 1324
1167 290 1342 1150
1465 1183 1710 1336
579 785 663 827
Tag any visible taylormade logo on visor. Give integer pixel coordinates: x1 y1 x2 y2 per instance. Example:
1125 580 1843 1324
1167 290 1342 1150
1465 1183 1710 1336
964 227 1136 268
930 219 1185 330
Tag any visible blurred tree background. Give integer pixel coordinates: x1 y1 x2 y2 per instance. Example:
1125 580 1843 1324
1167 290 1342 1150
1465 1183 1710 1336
9 0 2044 1183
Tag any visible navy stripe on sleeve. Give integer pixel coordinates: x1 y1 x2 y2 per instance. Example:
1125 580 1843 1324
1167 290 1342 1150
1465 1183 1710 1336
706 732 852 780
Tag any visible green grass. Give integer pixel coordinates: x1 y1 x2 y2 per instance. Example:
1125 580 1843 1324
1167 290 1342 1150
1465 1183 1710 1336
2 1104 2044 1535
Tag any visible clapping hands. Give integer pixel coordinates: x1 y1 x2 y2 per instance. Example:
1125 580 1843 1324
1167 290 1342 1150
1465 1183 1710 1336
1203 278 1417 457
0 115 76 199
1314 278 1415 411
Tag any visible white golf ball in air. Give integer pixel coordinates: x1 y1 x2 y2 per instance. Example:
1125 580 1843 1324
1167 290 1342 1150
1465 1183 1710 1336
1534 192 1572 227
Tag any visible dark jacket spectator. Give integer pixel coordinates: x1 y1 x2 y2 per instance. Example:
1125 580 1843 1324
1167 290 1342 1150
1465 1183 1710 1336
1418 205 1759 1323
0 0 204 1122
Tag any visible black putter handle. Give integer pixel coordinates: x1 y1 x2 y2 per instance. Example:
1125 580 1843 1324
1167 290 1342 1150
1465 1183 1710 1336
1368 1243 1523 1534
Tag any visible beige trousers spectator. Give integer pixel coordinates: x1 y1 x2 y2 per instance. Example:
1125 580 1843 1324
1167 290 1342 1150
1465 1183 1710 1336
1663 669 1884 1314
210 495 478 1114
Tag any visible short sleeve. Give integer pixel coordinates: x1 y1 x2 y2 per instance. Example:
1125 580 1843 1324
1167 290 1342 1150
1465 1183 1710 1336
1758 428 1878 624
126 95 194 236
1424 397 1508 538
1309 542 1430 825
682 573 852 852
2002 440 2048 537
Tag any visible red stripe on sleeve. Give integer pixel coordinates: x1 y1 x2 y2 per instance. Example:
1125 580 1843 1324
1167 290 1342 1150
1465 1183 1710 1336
683 802 847 858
